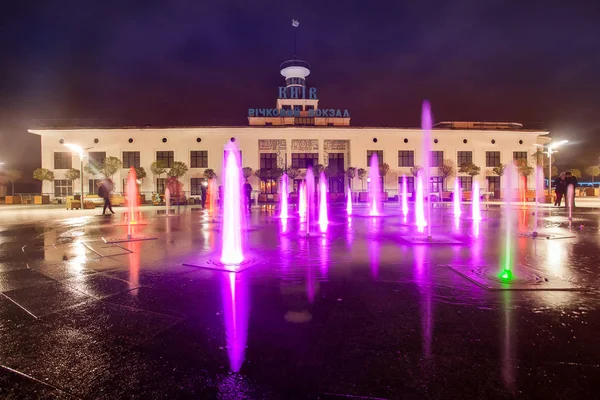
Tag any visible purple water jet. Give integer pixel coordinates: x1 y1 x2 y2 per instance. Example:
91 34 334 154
472 180 482 221
415 175 427 231
533 166 543 234
453 177 462 218
318 172 328 232
346 186 352 215
421 101 433 238
280 173 289 219
305 167 315 235
220 142 245 265
402 174 408 218
298 182 306 218
368 152 382 216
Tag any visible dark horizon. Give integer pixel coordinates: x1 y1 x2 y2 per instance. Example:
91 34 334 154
1 0 599 187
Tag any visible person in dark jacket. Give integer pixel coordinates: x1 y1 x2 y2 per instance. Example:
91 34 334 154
243 180 252 211
554 172 566 206
564 171 578 208
99 179 115 215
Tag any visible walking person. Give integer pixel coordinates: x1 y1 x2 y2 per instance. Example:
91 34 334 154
243 180 252 212
564 171 578 208
554 172 566 206
200 181 207 209
99 178 115 215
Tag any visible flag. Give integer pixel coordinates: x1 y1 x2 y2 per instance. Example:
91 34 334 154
292 19 299 27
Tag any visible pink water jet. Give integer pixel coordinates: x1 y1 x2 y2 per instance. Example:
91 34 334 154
318 172 328 232
533 166 543 233
279 173 289 219
415 175 427 230
127 167 139 224
401 174 408 218
220 142 245 265
346 186 352 215
422 101 433 238
368 153 382 216
305 167 315 235
298 182 306 218
472 180 482 221
453 178 462 218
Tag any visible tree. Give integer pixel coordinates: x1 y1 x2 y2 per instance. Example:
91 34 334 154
4 169 23 196
65 169 81 191
150 160 168 192
516 159 534 178
492 163 505 177
410 165 423 177
530 148 548 168
585 166 600 182
33 168 55 184
167 161 189 178
357 168 367 190
569 168 582 178
437 159 455 190
203 169 217 180
255 168 284 182
459 162 481 177
242 167 254 180
379 163 390 190
86 156 122 179
346 167 356 190
134 167 147 181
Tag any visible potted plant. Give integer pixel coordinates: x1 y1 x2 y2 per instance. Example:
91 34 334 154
458 162 481 201
357 168 367 202
437 159 455 201
150 160 168 193
379 163 390 201
32 168 55 205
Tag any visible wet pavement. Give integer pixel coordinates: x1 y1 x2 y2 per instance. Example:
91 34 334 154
1 203 599 399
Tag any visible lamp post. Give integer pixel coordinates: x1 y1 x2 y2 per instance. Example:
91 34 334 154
63 143 87 209
536 140 568 192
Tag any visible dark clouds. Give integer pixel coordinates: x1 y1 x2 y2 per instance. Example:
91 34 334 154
1 0 599 175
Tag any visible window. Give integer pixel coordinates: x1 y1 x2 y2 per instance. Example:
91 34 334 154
398 176 415 193
54 152 72 169
260 153 278 169
430 176 443 193
88 179 101 195
54 180 72 197
157 178 166 194
487 176 501 191
457 151 473 167
156 151 174 168
328 153 345 193
486 151 501 167
367 150 383 166
513 151 528 162
89 152 106 166
291 153 318 168
459 176 473 191
295 117 315 126
190 151 208 168
260 179 278 194
431 151 444 168
328 153 344 171
223 150 242 165
123 151 140 168
190 178 206 196
398 150 414 167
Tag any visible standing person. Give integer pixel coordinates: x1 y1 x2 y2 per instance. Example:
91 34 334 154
554 172 566 206
200 181 207 208
564 171 578 208
243 180 252 211
100 178 115 215
218 185 223 209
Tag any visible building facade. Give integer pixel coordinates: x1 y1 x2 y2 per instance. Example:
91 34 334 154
29 54 549 200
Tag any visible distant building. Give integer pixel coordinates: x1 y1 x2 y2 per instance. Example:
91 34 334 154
29 52 548 201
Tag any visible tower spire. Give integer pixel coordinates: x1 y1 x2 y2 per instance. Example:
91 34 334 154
292 19 299 59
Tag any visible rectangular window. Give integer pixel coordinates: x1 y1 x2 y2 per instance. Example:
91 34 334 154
457 151 473 167
260 179 278 194
157 178 166 194
295 117 315 125
54 152 72 170
122 151 140 168
487 176 501 191
513 151 528 161
486 151 501 167
291 153 318 169
89 152 106 166
430 176 443 193
190 150 208 168
367 150 384 166
459 176 473 191
190 178 206 196
328 153 344 171
431 151 444 168
88 179 102 195
398 176 415 193
397 150 414 167
260 153 278 169
223 150 242 165
54 180 72 197
156 151 174 168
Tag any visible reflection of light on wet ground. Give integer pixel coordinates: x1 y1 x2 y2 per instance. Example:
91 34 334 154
222 272 249 373
547 240 566 276
501 290 516 392
414 245 432 358
67 240 88 273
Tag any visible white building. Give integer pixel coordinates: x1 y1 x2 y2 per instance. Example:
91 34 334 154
29 55 549 201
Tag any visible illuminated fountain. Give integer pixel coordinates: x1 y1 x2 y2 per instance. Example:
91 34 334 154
567 184 574 221
220 142 245 266
422 101 433 239
126 167 139 238
453 178 462 218
280 173 289 219
346 186 352 215
318 172 328 232
472 180 482 222
415 175 427 231
401 174 408 218
298 182 306 219
500 163 517 281
368 153 382 216
165 187 171 217
305 167 315 235
532 166 543 236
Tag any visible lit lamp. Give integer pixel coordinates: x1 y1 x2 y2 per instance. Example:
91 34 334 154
63 143 88 209
536 139 568 192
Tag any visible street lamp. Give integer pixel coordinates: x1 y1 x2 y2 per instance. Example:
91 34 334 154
63 143 88 208
536 140 568 192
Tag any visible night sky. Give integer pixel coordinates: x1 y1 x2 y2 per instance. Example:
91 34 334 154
1 0 599 188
